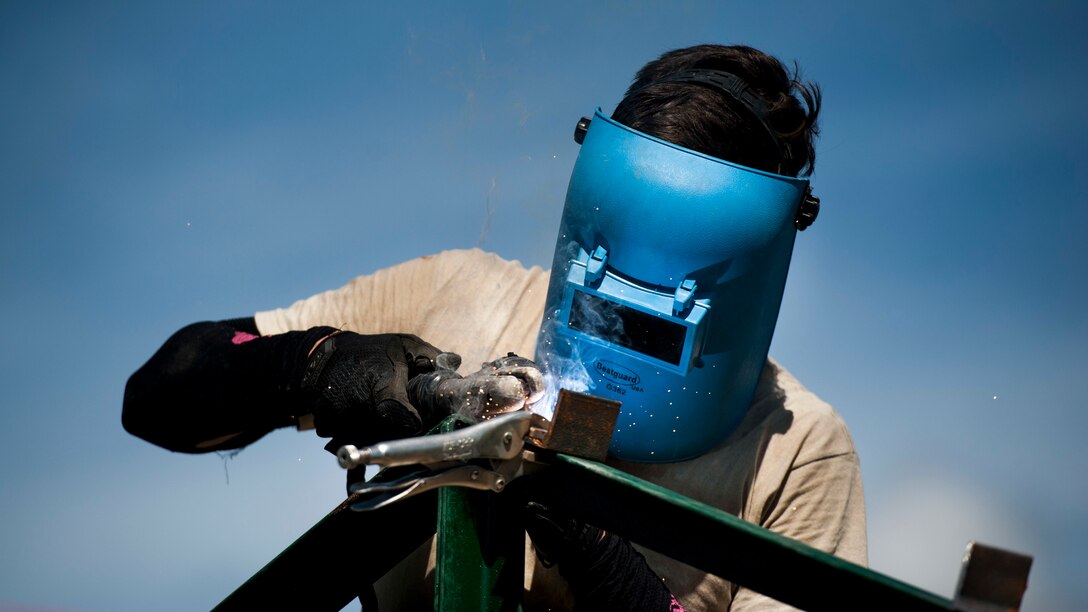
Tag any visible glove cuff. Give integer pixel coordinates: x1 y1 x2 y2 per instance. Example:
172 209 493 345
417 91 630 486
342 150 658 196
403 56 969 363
299 329 347 391
271 326 339 413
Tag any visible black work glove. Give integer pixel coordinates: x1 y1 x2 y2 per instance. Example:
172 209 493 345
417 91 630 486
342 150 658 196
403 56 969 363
524 502 678 611
298 330 444 449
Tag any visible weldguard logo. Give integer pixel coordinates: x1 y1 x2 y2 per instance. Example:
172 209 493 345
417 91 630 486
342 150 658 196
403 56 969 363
594 360 643 395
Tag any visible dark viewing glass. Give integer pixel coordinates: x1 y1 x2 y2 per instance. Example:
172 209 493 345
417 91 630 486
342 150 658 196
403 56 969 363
568 291 687 366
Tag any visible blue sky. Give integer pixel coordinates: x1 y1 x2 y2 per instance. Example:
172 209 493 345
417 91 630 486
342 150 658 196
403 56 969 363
1 1 1085 610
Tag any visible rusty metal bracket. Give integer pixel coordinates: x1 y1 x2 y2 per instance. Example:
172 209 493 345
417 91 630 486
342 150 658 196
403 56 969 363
953 542 1033 611
528 389 620 461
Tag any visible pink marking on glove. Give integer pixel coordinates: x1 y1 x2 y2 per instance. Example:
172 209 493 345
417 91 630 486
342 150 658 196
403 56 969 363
669 595 686 611
231 331 260 345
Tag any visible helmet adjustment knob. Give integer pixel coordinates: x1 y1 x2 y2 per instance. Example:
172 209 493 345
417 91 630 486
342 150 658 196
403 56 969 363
573 116 591 144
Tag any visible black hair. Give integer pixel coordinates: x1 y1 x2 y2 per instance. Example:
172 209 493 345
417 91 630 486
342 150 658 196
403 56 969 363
612 44 821 177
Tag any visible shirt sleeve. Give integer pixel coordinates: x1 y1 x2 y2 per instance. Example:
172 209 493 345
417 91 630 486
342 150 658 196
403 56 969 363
253 248 549 371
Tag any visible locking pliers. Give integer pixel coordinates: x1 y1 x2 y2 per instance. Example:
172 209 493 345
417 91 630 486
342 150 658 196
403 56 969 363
336 389 621 512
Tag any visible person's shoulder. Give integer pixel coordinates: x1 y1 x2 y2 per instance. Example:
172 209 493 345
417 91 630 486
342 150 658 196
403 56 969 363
747 358 857 465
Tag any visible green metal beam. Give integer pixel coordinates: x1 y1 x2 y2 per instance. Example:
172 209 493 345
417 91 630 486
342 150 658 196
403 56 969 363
517 454 956 612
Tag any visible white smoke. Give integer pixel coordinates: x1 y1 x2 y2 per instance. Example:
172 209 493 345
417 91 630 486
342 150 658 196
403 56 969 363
533 314 591 421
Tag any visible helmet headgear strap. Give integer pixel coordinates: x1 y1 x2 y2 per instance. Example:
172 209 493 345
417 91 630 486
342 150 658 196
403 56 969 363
651 69 786 164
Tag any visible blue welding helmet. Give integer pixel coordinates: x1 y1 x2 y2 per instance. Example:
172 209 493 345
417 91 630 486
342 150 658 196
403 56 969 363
535 108 814 462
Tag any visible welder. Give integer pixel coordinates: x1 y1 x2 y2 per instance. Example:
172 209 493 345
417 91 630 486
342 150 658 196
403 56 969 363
123 43 865 610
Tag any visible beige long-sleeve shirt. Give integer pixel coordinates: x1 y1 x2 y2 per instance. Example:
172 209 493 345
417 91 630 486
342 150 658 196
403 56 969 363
256 248 867 610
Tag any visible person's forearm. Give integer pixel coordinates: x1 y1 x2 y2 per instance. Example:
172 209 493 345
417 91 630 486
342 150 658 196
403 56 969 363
122 318 333 453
